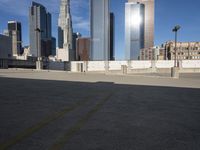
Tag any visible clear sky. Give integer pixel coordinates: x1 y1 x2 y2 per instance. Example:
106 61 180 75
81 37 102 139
0 0 200 60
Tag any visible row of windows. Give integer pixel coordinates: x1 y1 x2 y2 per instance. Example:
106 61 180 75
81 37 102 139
172 56 200 60
172 47 200 50
172 52 200 55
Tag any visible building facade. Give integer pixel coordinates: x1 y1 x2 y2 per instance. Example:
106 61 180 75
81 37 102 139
72 32 81 60
7 21 22 55
76 38 90 61
0 34 12 59
29 2 53 58
58 0 73 61
128 0 154 49
165 41 200 60
90 0 110 61
110 13 115 60
125 2 145 60
51 37 56 56
140 46 165 60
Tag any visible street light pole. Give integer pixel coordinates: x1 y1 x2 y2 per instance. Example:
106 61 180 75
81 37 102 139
174 30 177 67
172 25 181 67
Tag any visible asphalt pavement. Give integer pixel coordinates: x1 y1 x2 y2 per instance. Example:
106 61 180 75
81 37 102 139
0 70 200 150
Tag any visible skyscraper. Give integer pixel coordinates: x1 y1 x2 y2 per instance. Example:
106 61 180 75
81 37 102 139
72 32 81 60
125 2 145 60
128 0 155 49
0 34 12 59
90 0 110 61
7 21 22 55
29 2 53 58
110 13 115 60
58 0 73 61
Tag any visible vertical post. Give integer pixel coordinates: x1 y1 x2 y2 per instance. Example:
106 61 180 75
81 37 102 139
174 31 177 67
171 25 181 78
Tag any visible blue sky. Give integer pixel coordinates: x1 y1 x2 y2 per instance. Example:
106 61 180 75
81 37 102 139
0 0 200 59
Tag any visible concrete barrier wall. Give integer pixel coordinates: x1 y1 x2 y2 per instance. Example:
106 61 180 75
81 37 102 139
155 60 174 68
87 61 105 72
70 60 200 73
71 61 84 72
182 60 200 68
109 61 127 70
131 61 152 69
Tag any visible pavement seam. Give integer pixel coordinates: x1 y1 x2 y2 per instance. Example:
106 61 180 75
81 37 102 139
0 96 93 150
49 92 113 150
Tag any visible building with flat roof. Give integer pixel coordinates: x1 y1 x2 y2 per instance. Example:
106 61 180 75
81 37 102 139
29 1 53 58
7 21 22 55
90 0 110 61
0 34 12 59
128 0 154 49
140 46 165 60
110 13 115 60
165 41 200 60
125 2 145 60
72 32 81 60
76 37 90 61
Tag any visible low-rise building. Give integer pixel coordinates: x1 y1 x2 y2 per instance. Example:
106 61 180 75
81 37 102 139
140 46 165 60
76 38 90 61
165 41 200 60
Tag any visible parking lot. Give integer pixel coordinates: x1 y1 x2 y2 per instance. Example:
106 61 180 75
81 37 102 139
0 70 200 150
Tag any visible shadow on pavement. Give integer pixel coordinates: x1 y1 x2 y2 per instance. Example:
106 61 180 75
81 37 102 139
0 77 200 150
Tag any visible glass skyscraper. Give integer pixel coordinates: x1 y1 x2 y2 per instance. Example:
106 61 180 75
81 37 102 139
29 2 52 57
7 21 22 55
128 0 155 49
90 0 110 61
125 2 145 60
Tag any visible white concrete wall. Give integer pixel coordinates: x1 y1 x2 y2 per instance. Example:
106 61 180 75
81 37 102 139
182 60 200 68
109 61 127 70
156 60 174 68
70 60 200 72
87 61 105 72
71 61 84 72
130 61 152 69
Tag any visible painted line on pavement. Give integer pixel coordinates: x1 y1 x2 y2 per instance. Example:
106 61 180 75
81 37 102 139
49 92 113 150
0 97 92 150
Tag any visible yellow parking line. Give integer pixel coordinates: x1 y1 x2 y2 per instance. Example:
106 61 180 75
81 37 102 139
0 97 92 150
49 93 113 150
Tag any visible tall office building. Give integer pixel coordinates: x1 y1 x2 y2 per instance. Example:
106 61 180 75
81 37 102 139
58 0 73 61
7 21 22 55
90 0 110 61
125 2 145 60
51 37 56 56
0 34 12 59
110 13 115 60
72 32 81 60
128 0 155 48
29 2 52 57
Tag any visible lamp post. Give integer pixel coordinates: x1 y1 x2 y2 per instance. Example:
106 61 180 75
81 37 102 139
172 25 181 67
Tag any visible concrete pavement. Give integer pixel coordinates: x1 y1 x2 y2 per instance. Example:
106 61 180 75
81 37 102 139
0 70 200 150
